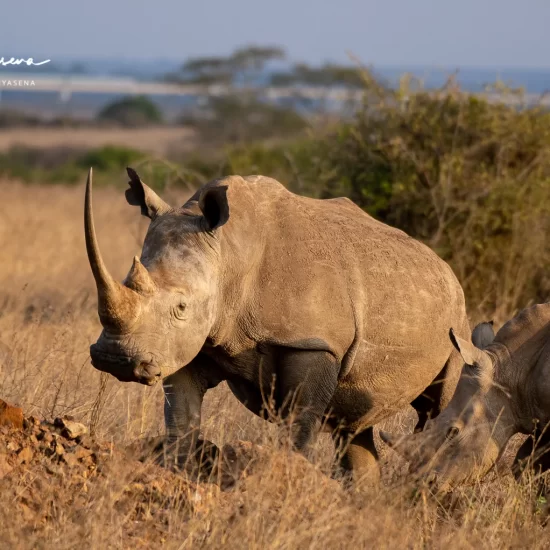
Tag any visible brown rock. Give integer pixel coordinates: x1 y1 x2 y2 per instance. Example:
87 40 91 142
61 452 79 468
23 416 40 431
0 399 23 430
77 434 97 449
44 463 60 476
0 454 13 479
7 441 20 452
17 447 33 464
59 419 88 440
41 431 54 444
74 447 93 461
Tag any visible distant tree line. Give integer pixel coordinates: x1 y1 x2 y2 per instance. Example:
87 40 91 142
164 45 365 88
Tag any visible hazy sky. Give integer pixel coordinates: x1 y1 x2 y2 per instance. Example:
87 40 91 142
2 0 549 67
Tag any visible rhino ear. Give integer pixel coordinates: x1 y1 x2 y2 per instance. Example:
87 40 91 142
198 185 229 230
125 167 171 220
471 321 495 350
449 328 488 367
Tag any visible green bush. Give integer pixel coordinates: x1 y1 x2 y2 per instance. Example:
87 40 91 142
0 145 147 185
181 95 308 144
78 145 145 172
308 83 550 318
97 96 163 127
0 110 42 128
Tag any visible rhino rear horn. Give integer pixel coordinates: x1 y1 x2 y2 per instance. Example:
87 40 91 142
471 321 495 349
125 167 172 220
125 256 156 296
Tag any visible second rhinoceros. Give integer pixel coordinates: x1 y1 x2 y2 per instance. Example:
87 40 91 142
381 304 550 489
85 167 468 482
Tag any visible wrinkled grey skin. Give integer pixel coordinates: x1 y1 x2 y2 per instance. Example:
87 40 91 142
86 167 469 482
381 305 550 490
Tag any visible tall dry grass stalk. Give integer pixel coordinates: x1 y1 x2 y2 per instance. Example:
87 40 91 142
0 178 548 548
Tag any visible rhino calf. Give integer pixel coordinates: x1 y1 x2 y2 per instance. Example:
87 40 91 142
85 167 469 483
382 305 550 489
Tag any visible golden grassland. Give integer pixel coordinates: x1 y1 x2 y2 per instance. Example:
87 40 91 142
0 178 548 549
0 127 197 156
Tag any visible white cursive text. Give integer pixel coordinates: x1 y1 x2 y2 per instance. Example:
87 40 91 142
0 57 50 67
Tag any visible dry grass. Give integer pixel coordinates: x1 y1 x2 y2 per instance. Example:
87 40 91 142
0 178 548 548
0 127 197 156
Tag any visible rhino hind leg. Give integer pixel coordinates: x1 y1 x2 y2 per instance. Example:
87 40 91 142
411 350 462 432
333 427 380 486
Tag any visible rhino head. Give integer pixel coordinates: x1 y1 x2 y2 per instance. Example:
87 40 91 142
380 321 518 490
86 167 228 385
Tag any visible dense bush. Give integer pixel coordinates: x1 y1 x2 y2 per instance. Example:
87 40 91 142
181 95 308 144
0 144 198 194
0 145 146 185
308 84 550 318
0 110 42 128
78 145 145 172
0 146 82 184
0 110 88 128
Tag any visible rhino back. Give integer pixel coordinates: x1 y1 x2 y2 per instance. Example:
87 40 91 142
211 176 466 407
192 176 469 423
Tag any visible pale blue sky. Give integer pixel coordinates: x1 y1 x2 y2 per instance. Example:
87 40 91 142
1 0 549 67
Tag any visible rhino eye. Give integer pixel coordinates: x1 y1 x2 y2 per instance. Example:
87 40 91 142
173 302 187 320
446 426 460 441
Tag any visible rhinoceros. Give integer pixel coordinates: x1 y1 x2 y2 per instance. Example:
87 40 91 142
85 167 469 482
381 305 550 488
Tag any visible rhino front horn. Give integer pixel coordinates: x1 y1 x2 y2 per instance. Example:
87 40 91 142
84 167 141 329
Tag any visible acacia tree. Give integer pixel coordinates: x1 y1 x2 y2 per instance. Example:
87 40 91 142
270 63 366 88
165 45 286 86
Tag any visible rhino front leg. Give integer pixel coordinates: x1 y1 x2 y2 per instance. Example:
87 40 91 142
513 429 550 488
161 360 219 474
277 349 339 451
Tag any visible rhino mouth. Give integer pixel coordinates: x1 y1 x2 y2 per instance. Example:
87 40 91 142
89 346 161 386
